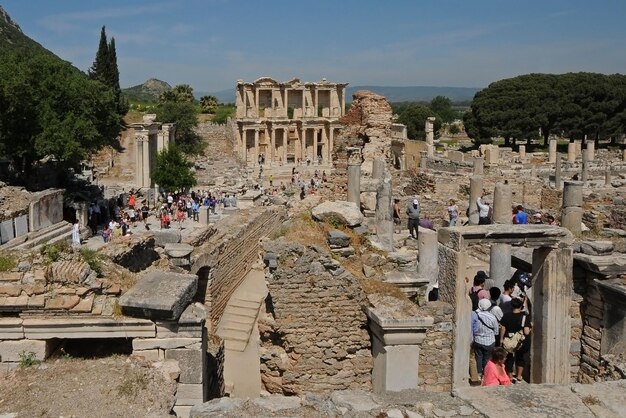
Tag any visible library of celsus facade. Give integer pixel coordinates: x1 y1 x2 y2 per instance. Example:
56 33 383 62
235 77 347 167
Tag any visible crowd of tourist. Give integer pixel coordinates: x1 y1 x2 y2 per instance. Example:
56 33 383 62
468 269 533 386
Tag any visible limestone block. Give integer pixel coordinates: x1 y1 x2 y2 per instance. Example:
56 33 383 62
132 349 160 362
327 230 351 248
312 201 364 227
198 207 211 225
580 241 613 256
164 243 194 258
175 383 204 405
0 339 47 362
132 338 200 351
173 405 192 418
151 229 182 246
0 219 14 244
360 191 377 212
13 215 28 238
165 348 205 384
119 271 198 320
0 318 24 339
331 246 356 257
22 317 156 339
448 151 464 162
48 260 91 284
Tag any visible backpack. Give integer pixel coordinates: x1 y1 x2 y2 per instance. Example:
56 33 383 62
469 289 480 311
502 315 527 353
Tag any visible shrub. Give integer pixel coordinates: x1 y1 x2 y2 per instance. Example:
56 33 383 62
80 248 103 276
41 241 70 264
19 351 41 368
0 252 17 271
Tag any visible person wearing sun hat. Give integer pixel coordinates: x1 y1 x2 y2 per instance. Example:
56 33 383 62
406 196 420 240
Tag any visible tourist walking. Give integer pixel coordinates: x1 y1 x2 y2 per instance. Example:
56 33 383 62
406 197 420 240
447 199 459 226
473 299 499 378
499 298 532 382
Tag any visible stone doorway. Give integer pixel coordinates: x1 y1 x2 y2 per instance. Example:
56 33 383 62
437 225 573 387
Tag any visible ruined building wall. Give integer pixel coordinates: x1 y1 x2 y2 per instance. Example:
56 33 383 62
258 240 372 394
192 207 287 329
417 301 454 392
576 270 605 383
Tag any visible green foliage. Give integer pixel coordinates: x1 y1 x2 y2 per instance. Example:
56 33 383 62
430 96 456 123
0 48 121 173
393 103 439 140
199 95 218 114
88 26 126 116
0 252 17 271
212 104 236 124
156 85 204 154
41 241 70 264
152 144 197 192
19 351 41 368
448 123 461 135
80 248 103 276
466 73 626 146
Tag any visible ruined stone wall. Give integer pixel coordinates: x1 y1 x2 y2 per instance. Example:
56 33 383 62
192 207 287 329
417 301 454 392
575 269 605 383
258 240 372 394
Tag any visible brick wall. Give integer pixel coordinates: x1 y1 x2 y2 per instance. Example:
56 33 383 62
417 301 454 392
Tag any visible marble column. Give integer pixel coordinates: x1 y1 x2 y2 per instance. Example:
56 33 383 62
347 148 362 205
473 157 484 175
549 139 557 163
135 134 145 188
254 129 259 165
418 227 439 287
561 181 583 234
554 153 562 190
313 128 318 164
586 142 595 162
372 157 385 180
425 117 435 157
530 247 573 384
490 182 512 288
328 127 334 163
519 145 526 159
468 176 483 225
283 129 288 165
567 142 576 163
270 128 276 167
143 135 151 187
574 140 582 158
581 150 589 185
375 173 394 252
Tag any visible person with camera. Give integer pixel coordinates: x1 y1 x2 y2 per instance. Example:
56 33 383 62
499 297 532 383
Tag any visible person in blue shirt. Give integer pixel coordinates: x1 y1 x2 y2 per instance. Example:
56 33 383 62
191 200 200 222
513 205 528 224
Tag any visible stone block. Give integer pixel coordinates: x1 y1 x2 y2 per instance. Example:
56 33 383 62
13 215 28 238
580 241 613 256
165 348 205 384
175 383 204 404
0 339 48 362
151 229 182 246
173 405 192 418
119 271 198 320
132 338 199 351
328 230 351 248
22 317 156 339
0 219 14 244
132 349 160 362
312 201 364 227
0 318 24 339
156 322 203 339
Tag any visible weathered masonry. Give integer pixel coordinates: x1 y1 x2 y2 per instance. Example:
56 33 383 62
234 77 347 167
132 114 176 188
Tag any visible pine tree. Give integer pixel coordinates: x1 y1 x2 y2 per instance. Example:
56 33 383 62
88 26 109 84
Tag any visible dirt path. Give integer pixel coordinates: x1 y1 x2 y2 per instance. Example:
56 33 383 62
0 356 176 418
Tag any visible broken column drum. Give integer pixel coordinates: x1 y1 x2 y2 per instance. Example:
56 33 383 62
425 117 435 157
549 139 557 163
347 147 362 205
518 145 526 159
468 176 483 226
567 142 576 163
561 181 583 234
473 158 484 176
375 173 394 252
372 157 385 180
555 153 562 190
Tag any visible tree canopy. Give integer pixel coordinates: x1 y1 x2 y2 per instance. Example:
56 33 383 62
200 95 218 114
463 73 626 146
0 48 121 176
88 26 128 116
392 103 440 140
156 84 203 154
151 144 197 192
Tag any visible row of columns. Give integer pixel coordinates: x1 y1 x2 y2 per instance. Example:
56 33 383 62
240 126 335 166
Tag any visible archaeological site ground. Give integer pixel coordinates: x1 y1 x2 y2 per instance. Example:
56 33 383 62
0 73 626 418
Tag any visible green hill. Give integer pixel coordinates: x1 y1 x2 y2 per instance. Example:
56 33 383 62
122 78 172 103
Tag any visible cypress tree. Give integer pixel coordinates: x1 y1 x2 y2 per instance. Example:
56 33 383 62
88 26 109 84
107 37 120 91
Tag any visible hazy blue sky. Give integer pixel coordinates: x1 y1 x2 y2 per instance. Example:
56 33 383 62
3 1 625 92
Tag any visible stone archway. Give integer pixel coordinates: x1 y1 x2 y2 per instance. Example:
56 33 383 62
437 224 573 388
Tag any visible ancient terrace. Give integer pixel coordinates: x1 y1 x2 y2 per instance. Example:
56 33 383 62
235 77 347 167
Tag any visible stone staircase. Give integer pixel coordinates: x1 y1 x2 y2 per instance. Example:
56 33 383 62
2 221 73 252
217 290 266 352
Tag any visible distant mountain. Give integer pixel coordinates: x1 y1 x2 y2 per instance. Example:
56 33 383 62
122 78 172 102
346 86 481 103
197 85 481 105
0 6 59 57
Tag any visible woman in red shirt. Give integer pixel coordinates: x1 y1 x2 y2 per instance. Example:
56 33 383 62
482 347 511 386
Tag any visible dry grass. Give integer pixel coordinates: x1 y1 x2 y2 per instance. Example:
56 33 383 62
582 395 601 406
359 278 406 299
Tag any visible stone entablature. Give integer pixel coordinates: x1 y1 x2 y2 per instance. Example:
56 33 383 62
234 77 347 167
131 114 176 188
